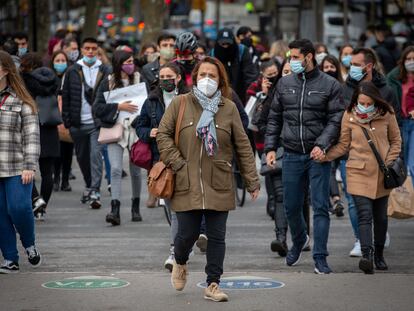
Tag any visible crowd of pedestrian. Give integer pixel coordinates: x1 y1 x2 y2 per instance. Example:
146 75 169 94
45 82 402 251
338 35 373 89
0 23 413 302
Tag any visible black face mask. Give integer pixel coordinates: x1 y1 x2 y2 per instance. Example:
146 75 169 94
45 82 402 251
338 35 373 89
159 79 176 92
267 76 278 85
177 59 196 74
241 37 253 47
325 70 339 80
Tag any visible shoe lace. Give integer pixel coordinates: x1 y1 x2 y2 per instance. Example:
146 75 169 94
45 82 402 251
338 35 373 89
177 266 186 279
26 246 37 259
209 283 221 294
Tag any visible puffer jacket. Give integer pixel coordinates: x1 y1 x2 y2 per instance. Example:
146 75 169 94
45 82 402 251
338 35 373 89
264 68 344 154
343 70 401 125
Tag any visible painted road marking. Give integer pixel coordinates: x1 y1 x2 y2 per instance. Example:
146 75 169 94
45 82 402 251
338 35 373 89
42 275 130 290
197 276 285 290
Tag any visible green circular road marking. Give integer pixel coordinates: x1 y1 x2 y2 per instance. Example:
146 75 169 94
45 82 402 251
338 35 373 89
42 276 130 290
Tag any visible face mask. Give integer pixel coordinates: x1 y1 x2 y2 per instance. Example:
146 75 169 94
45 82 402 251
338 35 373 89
160 48 175 61
177 59 196 73
241 37 253 47
349 65 366 81
197 77 218 97
159 78 176 92
290 59 306 74
405 61 414 72
83 55 97 65
122 64 135 75
315 52 328 65
68 50 79 62
341 55 352 68
324 70 338 79
146 53 158 63
18 47 27 57
357 102 376 114
54 63 67 74
266 76 278 85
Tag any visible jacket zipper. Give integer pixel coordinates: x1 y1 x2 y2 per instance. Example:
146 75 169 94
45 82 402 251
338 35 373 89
299 73 307 153
199 143 206 209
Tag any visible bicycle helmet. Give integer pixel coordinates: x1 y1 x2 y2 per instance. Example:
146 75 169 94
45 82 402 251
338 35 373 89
175 32 198 53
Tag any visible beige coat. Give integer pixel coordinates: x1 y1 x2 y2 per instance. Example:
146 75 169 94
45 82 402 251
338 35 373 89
326 110 401 199
157 93 260 212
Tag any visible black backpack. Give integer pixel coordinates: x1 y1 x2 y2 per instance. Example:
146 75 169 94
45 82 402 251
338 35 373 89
36 94 62 126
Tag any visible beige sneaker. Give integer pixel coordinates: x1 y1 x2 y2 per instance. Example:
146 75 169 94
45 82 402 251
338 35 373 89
204 282 228 302
171 261 187 291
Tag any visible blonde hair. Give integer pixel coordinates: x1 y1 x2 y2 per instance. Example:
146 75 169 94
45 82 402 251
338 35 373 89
0 51 37 112
269 40 289 59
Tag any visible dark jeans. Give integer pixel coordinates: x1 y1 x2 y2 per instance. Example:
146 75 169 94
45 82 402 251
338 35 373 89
32 157 56 204
54 141 74 185
329 159 341 198
352 195 388 251
175 210 228 285
283 152 331 258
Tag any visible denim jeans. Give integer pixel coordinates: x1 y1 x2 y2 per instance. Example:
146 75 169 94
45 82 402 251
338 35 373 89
102 145 111 185
70 124 103 191
402 119 414 185
175 210 228 285
282 152 331 258
0 176 35 262
339 160 359 240
352 195 388 251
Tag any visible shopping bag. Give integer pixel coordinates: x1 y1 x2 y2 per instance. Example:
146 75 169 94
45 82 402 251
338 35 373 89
244 96 258 131
387 177 414 219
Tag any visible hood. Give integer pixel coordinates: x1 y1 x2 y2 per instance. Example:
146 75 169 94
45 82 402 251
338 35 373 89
77 58 102 69
24 67 59 96
383 37 397 50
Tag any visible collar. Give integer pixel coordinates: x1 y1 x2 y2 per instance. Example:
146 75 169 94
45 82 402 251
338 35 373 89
0 86 16 98
301 67 320 80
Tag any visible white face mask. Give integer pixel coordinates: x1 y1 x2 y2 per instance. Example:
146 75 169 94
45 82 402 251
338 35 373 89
197 77 218 97
315 52 328 65
405 61 414 73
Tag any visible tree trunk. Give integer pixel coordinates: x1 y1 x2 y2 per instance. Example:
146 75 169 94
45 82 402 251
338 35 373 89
82 0 99 40
30 0 50 54
141 0 166 44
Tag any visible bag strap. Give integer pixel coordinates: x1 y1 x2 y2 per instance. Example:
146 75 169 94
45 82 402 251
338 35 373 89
150 102 157 128
361 127 388 173
174 95 186 146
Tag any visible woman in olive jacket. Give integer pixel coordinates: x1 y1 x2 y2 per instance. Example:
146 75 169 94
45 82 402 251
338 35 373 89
157 57 260 302
317 81 401 274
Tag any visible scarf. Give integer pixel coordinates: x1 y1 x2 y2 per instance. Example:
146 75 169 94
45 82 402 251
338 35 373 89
193 86 222 156
352 105 380 124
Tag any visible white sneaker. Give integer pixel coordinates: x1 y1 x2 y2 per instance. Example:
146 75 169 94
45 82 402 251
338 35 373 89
33 197 46 214
385 232 390 248
164 254 174 272
349 240 362 257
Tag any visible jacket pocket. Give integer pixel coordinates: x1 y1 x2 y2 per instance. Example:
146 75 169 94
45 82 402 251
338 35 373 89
211 160 233 191
346 160 366 169
175 162 190 192
0 105 21 128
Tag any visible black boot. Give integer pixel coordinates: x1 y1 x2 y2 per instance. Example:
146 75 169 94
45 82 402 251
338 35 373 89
270 238 288 257
374 245 388 270
131 198 142 222
106 200 121 226
359 247 374 274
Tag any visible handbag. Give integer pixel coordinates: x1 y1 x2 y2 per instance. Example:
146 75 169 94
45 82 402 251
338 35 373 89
56 96 73 143
361 127 407 189
98 123 123 144
147 96 186 199
36 95 62 126
260 147 283 176
387 178 414 219
130 103 158 170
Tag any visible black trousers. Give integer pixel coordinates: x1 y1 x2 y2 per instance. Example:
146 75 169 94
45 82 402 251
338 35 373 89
175 210 228 285
352 195 388 251
329 160 341 197
54 141 74 184
32 157 56 204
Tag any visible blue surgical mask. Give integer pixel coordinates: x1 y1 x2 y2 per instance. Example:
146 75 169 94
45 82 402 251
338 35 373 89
341 55 352 68
349 65 366 81
290 60 305 74
54 63 67 74
18 47 27 57
357 102 376 114
83 56 97 65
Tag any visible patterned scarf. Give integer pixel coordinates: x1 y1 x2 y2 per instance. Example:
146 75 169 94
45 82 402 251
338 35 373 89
352 105 380 124
192 86 222 156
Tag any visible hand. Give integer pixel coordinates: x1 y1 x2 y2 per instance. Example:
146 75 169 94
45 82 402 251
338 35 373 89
409 110 414 119
261 78 271 95
249 188 260 201
266 151 276 167
150 128 158 138
310 146 325 161
118 101 138 113
21 170 35 184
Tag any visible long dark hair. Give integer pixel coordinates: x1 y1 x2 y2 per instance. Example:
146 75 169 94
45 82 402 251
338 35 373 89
191 56 231 98
321 55 344 83
347 81 394 115
112 50 134 89
398 45 414 83
159 62 188 94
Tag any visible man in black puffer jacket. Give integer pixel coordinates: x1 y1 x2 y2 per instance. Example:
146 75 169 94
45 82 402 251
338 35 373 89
62 37 111 208
265 39 344 274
